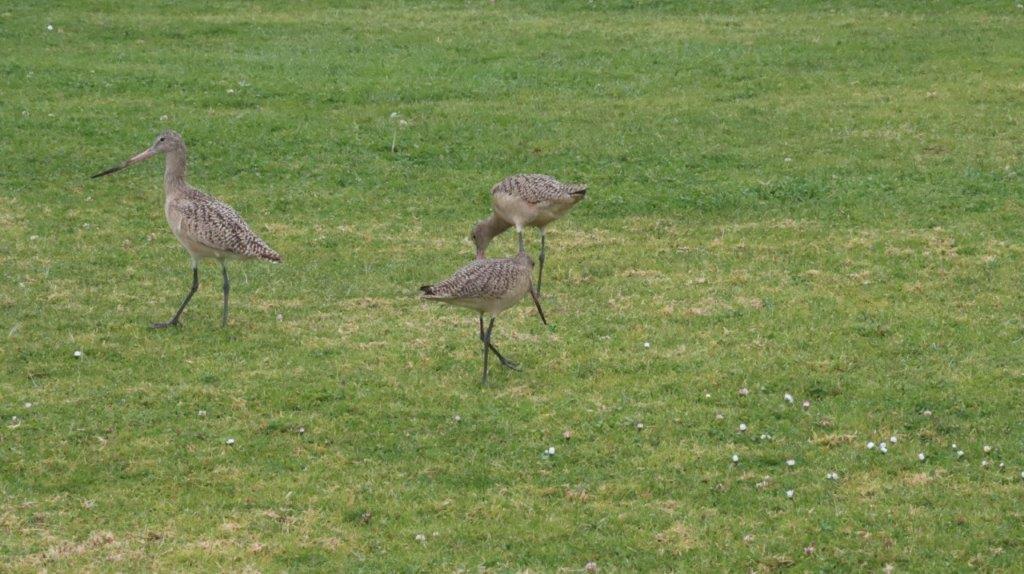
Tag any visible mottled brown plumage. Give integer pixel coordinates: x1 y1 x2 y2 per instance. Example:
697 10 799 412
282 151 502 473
92 130 279 328
491 173 587 205
472 174 587 296
421 252 533 311
172 187 281 262
421 250 546 386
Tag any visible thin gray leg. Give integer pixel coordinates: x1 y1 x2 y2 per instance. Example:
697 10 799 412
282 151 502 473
517 229 525 253
537 228 546 296
479 314 519 371
153 263 199 329
481 317 495 387
220 260 230 327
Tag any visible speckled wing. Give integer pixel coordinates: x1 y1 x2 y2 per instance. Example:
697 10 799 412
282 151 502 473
177 194 280 261
491 174 586 205
421 259 517 300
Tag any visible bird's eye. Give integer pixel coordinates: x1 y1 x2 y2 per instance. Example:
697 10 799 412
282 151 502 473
159 137 165 142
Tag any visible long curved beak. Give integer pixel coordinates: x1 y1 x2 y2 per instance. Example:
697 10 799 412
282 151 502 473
91 147 157 178
530 285 547 325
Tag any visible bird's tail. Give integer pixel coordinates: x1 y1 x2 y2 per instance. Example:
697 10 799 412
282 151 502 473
251 241 281 262
567 183 587 198
260 248 282 263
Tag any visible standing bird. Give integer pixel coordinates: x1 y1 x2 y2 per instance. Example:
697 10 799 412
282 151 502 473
420 249 547 386
471 174 587 295
92 131 280 328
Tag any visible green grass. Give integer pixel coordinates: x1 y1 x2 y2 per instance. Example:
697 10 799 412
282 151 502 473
3 0 1024 570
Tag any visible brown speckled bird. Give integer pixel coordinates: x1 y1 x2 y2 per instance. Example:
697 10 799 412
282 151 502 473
472 174 587 295
421 249 547 386
92 130 280 328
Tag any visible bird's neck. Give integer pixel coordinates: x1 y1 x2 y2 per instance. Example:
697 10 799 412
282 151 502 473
476 214 513 258
163 149 188 191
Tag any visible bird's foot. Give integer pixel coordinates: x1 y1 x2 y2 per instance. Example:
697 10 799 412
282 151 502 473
151 320 180 329
498 357 521 371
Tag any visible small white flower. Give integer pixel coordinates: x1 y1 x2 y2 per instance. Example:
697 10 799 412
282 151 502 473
922 410 932 416
786 459 795 467
1020 471 1024 479
785 489 794 498
957 450 964 458
890 436 897 444
643 341 650 348
731 454 739 463
802 400 810 409
73 350 83 358
198 410 207 417
918 452 926 461
635 422 644 430
867 441 876 450
984 445 992 453
227 88 235 94
704 393 711 399
783 393 794 404
784 157 793 163
545 446 555 456
276 313 284 321
24 402 32 408
46 24 53 31
951 443 958 449
453 415 461 423
414 533 426 542
826 471 838 480
226 438 235 445
715 413 724 420
390 112 399 119
738 387 749 396
298 427 305 434
982 460 990 467
879 443 888 454
999 462 1005 469
160 114 168 121
738 423 747 432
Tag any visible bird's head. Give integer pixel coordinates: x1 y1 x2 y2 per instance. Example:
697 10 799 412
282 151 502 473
470 219 491 259
151 130 185 153
91 130 185 178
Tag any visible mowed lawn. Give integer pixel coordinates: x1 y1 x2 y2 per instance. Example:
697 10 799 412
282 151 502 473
3 0 1024 571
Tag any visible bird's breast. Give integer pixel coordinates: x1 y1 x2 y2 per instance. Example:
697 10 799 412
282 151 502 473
492 193 535 227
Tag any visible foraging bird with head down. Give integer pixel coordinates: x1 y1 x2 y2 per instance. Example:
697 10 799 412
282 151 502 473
92 130 280 328
420 247 547 387
472 174 587 296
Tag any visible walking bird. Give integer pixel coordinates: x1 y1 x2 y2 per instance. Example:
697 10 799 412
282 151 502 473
471 174 587 295
421 249 547 386
92 131 280 328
